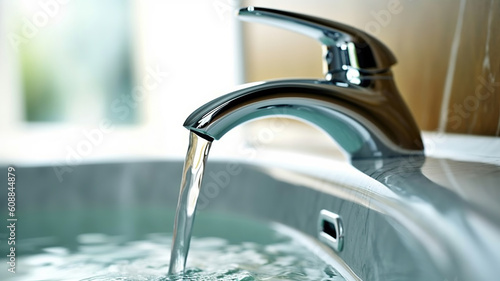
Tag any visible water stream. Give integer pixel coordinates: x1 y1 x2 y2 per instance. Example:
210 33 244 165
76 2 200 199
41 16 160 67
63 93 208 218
168 131 212 275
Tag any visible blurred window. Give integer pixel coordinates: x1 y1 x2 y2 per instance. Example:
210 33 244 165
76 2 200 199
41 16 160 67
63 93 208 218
12 0 136 124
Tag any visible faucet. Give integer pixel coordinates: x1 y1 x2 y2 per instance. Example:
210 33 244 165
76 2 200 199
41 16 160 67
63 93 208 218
184 7 424 160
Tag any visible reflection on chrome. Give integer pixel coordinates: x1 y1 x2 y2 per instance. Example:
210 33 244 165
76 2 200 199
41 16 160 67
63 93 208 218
184 7 423 160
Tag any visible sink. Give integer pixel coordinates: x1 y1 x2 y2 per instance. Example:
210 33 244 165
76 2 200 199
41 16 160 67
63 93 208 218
1 135 499 280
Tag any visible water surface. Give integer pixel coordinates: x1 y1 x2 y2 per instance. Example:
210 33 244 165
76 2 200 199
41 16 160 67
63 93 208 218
1 212 344 281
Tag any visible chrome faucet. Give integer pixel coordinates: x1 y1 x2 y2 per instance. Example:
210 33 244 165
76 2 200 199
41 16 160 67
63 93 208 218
184 7 424 160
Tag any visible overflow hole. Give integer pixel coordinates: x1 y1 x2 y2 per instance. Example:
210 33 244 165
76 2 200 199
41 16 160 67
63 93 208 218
322 220 337 240
318 210 344 252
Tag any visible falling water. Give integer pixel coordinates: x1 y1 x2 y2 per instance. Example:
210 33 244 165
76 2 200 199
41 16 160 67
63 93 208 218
168 131 212 275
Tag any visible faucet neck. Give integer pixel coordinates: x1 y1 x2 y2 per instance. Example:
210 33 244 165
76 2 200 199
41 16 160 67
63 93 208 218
184 79 424 160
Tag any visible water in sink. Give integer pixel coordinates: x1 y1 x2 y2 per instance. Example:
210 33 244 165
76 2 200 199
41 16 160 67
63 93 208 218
1 132 344 280
0 209 344 281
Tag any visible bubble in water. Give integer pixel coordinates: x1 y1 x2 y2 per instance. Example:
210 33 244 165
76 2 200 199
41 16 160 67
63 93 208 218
1 230 345 281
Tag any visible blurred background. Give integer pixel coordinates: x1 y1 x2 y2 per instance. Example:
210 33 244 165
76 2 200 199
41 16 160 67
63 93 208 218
0 0 498 165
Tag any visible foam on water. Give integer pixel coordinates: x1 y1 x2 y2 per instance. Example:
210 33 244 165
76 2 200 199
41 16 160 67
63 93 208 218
1 132 346 280
2 223 345 281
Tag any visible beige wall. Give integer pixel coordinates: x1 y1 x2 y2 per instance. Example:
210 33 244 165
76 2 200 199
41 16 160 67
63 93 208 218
241 0 500 136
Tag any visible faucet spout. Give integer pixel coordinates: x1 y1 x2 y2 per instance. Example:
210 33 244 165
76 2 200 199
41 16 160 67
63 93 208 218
184 77 423 160
184 7 424 160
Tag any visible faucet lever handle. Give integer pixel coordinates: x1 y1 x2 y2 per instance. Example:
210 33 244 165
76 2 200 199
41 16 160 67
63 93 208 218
238 7 397 80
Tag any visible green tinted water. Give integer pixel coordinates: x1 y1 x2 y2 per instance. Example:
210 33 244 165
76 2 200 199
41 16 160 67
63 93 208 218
0 132 344 280
1 209 344 281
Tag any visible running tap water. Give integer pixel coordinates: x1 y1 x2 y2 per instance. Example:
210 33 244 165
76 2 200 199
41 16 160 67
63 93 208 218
168 132 212 275
169 6 424 276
